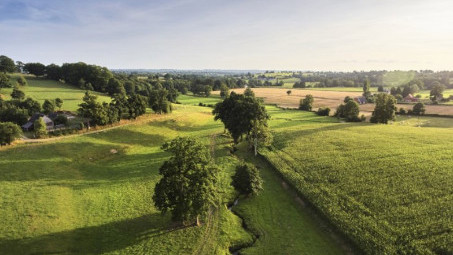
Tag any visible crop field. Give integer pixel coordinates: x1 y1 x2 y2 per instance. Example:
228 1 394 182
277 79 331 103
0 101 348 254
260 106 453 254
213 88 453 116
2 74 111 111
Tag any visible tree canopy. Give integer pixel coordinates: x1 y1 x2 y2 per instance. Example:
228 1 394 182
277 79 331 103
231 163 263 196
0 55 16 73
299 94 314 111
370 94 397 124
0 122 22 145
213 91 269 145
153 137 218 224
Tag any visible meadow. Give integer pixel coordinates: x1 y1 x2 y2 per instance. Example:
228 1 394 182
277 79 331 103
0 101 348 254
260 106 453 254
1 74 111 111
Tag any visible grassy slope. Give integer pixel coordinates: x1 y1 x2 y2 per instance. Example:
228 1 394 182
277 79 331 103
0 105 252 254
2 74 111 111
260 107 453 254
0 97 348 254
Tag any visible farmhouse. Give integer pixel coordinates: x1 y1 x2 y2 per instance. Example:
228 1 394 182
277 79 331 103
21 114 54 131
404 94 418 103
354 96 367 104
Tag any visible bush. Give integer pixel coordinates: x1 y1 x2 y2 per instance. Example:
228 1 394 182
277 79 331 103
334 100 361 122
54 115 68 126
412 103 426 116
231 163 263 196
398 108 407 115
0 122 22 145
299 94 314 111
316 107 330 116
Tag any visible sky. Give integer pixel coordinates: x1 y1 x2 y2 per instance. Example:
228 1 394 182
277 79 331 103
1 0 452 71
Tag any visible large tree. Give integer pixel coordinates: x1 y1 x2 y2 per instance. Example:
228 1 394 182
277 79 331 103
430 82 445 102
213 92 269 146
0 55 16 73
153 137 219 225
370 93 396 124
78 91 109 126
0 122 22 145
24 63 46 76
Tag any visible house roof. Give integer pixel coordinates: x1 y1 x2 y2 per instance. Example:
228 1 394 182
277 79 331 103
28 113 53 124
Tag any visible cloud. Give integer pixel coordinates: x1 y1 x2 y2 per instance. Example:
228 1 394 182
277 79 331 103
0 0 452 70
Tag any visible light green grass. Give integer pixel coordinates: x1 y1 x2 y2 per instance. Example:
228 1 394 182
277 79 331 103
0 105 252 254
177 94 222 106
2 74 111 112
0 102 349 254
260 107 453 254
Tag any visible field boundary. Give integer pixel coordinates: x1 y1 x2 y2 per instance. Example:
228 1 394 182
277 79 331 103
255 150 364 254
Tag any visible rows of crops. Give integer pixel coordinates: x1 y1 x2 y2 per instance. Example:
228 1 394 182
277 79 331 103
261 107 453 254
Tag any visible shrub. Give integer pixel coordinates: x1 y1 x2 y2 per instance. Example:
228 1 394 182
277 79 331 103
54 115 68 126
398 108 407 115
299 94 314 111
316 107 330 116
412 103 425 116
231 163 263 196
0 122 22 145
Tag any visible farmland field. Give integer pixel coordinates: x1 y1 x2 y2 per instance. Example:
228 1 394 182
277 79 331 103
1 74 111 111
260 106 453 254
213 88 453 116
0 103 347 254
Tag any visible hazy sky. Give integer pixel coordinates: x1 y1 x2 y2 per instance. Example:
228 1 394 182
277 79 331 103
1 0 452 71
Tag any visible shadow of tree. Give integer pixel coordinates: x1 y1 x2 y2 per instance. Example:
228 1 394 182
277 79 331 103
0 213 191 255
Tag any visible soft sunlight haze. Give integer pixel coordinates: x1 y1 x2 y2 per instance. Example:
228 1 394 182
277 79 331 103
1 0 452 70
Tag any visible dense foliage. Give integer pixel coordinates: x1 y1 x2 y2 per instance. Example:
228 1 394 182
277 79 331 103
153 137 219 224
213 92 269 145
0 122 22 145
334 100 362 122
370 94 397 124
231 163 263 196
299 94 314 111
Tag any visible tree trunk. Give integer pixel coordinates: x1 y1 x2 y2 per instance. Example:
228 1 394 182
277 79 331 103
196 215 201 226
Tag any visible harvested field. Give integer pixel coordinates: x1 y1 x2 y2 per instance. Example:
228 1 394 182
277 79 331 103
214 88 453 116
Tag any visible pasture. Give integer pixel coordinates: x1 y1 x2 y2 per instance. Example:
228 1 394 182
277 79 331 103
260 106 453 254
0 103 347 254
2 74 111 111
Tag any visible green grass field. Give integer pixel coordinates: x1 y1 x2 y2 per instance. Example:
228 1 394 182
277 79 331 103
1 74 111 111
0 100 349 254
260 107 453 254
0 105 252 254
